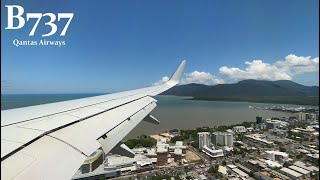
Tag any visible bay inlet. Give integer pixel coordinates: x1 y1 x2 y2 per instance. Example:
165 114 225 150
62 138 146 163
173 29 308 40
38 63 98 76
1 94 318 139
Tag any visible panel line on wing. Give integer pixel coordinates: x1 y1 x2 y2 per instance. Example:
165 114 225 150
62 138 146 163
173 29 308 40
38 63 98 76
97 101 156 140
46 135 88 157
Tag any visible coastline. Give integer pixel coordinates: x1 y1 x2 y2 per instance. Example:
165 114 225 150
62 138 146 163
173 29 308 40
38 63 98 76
187 96 319 106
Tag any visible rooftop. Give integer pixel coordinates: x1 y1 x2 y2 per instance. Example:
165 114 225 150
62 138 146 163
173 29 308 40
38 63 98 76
265 150 288 157
106 154 153 167
245 134 273 145
306 153 319 159
175 141 183 146
203 146 223 153
264 160 282 168
157 145 168 153
174 148 182 155
212 131 233 135
198 132 210 135
227 164 237 169
232 168 248 177
233 126 245 128
280 167 303 178
288 165 310 175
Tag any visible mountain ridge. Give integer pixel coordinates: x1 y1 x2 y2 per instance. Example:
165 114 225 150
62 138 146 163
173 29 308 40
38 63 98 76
161 80 319 105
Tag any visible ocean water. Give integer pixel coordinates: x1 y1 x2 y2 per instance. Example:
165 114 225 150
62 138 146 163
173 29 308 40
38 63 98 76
1 93 104 110
1 94 318 139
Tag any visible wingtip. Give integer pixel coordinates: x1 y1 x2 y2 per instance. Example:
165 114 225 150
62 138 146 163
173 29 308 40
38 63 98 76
169 60 186 84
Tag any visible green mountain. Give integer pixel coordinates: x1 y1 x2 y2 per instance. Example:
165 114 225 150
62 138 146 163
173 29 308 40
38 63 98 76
161 80 319 105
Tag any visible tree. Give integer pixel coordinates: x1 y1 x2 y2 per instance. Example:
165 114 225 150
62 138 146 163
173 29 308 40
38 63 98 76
170 136 184 143
222 160 227 166
279 146 286 152
296 153 303 159
208 165 219 174
124 136 156 148
283 161 292 167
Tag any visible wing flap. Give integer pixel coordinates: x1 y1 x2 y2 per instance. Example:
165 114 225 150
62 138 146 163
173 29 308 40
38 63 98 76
98 99 157 154
48 96 156 156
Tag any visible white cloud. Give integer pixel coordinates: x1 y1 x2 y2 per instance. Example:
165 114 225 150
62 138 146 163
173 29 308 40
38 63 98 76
152 54 319 86
275 54 319 74
153 71 224 86
219 60 292 81
219 54 319 81
180 71 225 85
152 76 170 86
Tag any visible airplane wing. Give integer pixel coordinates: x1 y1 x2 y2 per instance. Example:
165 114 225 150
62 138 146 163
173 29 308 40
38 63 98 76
1 60 186 180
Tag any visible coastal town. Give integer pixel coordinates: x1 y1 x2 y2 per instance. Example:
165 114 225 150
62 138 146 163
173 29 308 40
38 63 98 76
72 111 319 180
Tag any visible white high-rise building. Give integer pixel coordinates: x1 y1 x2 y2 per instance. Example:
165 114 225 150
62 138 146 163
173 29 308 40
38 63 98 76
296 112 316 121
198 132 211 149
296 112 306 121
212 132 233 147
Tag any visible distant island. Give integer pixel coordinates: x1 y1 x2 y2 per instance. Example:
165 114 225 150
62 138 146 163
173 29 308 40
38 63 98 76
162 80 319 106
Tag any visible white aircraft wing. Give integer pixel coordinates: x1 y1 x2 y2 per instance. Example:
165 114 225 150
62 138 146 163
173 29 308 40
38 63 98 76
1 60 186 180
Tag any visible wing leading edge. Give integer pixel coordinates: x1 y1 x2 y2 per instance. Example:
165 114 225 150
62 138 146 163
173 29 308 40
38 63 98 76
1 60 186 180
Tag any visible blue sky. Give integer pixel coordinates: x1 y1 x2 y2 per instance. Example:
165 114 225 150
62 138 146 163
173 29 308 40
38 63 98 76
1 0 319 94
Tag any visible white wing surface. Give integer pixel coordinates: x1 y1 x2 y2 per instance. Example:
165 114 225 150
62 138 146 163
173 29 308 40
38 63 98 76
1 60 186 180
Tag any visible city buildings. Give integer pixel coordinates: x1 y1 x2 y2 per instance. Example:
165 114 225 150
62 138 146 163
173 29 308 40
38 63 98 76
244 134 274 147
231 168 249 179
169 141 187 154
156 145 168 166
155 139 187 166
294 161 319 173
264 159 283 168
295 112 318 122
265 151 289 164
198 132 211 149
173 149 183 162
256 123 267 130
104 154 155 173
212 132 233 147
73 152 155 179
253 172 273 180
198 132 226 158
280 167 303 180
232 126 247 133
202 146 224 158
256 116 263 124
288 165 311 178
80 149 104 174
73 111 319 180
265 119 289 129
306 153 319 163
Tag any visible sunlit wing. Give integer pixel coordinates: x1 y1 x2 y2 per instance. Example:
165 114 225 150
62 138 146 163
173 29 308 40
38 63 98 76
1 60 186 180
